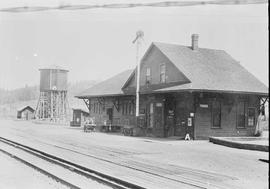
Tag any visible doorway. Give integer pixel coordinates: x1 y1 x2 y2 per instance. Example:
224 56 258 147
175 105 194 139
107 108 113 125
154 102 164 137
165 97 176 137
145 102 154 135
145 101 164 137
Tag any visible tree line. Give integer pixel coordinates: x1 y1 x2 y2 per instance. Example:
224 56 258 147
0 80 97 105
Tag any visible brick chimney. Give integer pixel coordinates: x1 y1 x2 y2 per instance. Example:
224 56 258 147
191 34 199 50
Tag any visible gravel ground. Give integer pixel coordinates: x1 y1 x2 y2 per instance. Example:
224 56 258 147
0 152 69 189
0 119 268 189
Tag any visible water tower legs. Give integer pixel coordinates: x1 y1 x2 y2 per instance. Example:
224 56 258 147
35 91 69 123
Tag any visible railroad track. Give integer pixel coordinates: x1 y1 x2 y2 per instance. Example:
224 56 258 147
0 136 144 189
0 135 234 189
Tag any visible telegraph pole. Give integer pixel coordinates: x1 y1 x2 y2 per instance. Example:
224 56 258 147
132 30 144 117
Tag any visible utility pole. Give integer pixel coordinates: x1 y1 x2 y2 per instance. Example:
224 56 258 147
132 30 144 117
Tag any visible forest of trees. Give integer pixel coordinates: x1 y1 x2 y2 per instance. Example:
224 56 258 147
0 80 97 105
0 85 39 104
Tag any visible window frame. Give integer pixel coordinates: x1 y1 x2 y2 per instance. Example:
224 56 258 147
99 103 102 114
236 100 246 129
160 63 166 83
93 103 96 113
247 107 256 127
131 103 135 115
122 103 126 115
128 103 132 115
125 102 128 115
146 67 151 84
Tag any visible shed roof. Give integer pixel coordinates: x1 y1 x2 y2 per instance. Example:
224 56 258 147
152 42 268 95
76 69 133 98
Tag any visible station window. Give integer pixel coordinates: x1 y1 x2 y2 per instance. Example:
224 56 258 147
125 103 128 115
160 64 166 83
212 100 221 128
122 101 134 115
93 103 96 113
247 107 255 126
128 103 132 115
121 103 125 115
237 101 246 128
146 68 151 84
122 103 127 115
131 103 135 115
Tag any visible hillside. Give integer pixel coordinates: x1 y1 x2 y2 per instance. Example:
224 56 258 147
0 80 97 119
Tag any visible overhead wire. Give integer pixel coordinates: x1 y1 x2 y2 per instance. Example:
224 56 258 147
0 0 267 13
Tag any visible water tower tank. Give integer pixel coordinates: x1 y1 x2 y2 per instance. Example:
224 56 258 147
39 65 69 92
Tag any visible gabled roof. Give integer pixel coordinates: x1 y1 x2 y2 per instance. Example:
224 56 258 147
151 42 268 95
76 69 133 98
76 41 268 99
17 106 35 113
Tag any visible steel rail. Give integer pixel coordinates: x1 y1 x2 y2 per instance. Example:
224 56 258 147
0 135 232 189
0 136 143 189
0 135 233 188
0 148 80 189
23 136 233 189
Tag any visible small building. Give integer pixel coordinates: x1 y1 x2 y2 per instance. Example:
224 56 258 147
17 106 35 120
70 108 90 127
76 34 268 139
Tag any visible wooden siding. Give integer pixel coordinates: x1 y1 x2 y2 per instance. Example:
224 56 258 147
123 45 189 93
88 96 136 129
194 94 259 139
40 69 68 91
17 109 35 120
85 93 261 139
71 110 89 126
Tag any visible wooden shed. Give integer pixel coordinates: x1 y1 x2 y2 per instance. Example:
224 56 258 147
17 106 35 120
70 108 90 127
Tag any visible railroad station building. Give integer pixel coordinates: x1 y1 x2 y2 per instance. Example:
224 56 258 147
76 34 268 139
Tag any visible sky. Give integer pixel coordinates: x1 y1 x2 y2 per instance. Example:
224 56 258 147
0 0 268 89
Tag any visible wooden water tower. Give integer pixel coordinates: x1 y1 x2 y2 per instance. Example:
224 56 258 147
35 65 69 123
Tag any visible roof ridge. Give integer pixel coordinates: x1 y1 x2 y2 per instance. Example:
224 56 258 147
153 41 227 52
153 42 268 94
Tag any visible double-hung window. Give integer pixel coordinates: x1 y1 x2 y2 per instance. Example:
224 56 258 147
247 108 255 126
237 101 246 128
160 64 166 83
146 68 151 84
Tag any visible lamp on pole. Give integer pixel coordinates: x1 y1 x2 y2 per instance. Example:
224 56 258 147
132 30 144 117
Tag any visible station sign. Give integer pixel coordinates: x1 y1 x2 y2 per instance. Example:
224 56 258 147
156 103 163 107
199 104 208 108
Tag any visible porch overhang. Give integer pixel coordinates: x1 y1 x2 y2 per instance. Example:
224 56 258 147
152 88 268 97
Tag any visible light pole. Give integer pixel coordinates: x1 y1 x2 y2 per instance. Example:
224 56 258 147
132 30 144 118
